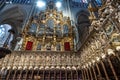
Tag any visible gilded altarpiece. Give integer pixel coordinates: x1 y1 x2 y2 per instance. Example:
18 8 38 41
22 8 74 51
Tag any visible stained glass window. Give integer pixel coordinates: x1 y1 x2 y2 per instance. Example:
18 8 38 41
6 0 32 4
95 0 102 6
0 25 5 40
0 24 12 47
71 0 88 8
72 0 88 3
71 0 102 8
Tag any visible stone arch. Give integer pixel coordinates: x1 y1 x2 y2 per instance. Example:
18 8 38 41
0 5 28 49
0 5 27 34
76 10 90 24
76 10 90 42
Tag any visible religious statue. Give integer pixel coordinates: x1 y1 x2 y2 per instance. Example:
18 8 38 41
99 31 107 46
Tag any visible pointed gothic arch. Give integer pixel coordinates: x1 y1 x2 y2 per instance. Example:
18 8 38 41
76 10 90 42
0 5 28 49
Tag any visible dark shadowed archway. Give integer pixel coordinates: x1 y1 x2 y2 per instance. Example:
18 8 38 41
76 10 90 42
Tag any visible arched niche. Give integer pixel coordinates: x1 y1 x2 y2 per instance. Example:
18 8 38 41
63 24 69 36
28 23 38 35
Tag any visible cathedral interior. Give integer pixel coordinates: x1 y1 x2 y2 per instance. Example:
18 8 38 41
0 0 120 80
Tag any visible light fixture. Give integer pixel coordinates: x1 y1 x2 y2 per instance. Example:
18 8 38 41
56 1 62 8
6 1 12 4
10 1 12 4
37 1 46 8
